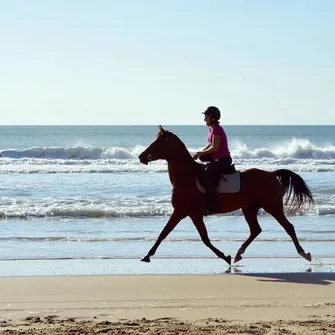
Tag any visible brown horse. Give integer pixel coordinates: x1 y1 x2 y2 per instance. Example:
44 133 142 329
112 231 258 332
139 126 314 266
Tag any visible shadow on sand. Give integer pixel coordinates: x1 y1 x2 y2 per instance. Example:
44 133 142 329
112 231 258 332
236 272 335 286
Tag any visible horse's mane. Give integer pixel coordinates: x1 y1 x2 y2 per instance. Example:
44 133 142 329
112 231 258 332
161 130 202 169
161 130 190 156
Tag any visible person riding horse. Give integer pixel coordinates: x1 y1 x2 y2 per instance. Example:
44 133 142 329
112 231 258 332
194 106 233 214
139 126 313 265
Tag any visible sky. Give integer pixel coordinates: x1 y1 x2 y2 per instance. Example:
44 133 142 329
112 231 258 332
0 0 334 125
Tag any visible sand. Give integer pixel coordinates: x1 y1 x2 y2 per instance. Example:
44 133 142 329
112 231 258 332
0 273 334 334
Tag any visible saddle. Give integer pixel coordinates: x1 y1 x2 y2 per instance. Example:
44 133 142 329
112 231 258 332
196 163 241 194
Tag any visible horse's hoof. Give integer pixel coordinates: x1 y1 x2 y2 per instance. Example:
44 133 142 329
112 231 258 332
299 251 312 262
234 255 242 263
141 256 151 263
305 252 312 262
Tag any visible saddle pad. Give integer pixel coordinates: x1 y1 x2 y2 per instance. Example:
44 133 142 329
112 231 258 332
196 172 241 194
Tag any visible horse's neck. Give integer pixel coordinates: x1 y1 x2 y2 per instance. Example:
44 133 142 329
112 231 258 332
167 156 197 188
166 137 198 187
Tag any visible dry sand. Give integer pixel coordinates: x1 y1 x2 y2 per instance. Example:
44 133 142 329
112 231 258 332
0 273 334 334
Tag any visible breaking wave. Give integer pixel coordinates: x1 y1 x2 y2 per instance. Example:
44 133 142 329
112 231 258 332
1 138 335 174
0 197 333 219
0 145 145 160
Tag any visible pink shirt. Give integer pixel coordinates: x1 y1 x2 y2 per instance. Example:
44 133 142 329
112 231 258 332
208 124 230 159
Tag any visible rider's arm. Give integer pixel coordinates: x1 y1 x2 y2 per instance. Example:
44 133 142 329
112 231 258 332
196 136 221 156
200 143 211 151
193 143 210 159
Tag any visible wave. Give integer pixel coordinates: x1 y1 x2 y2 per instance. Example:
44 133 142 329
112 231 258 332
0 197 333 219
0 197 173 219
233 138 335 160
0 145 146 160
0 163 168 174
1 139 335 173
1 163 335 174
1 138 335 160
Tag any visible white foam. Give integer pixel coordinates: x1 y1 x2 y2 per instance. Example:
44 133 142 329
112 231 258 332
0 196 332 219
230 138 335 160
0 196 173 219
0 145 147 160
1 138 334 161
1 139 335 174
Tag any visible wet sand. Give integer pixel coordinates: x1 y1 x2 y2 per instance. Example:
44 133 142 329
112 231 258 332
0 273 335 334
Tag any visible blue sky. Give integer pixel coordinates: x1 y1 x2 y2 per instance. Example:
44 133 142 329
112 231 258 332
1 0 334 125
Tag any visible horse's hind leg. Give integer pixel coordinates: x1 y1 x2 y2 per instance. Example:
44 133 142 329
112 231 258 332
234 204 262 263
262 203 312 262
190 213 231 266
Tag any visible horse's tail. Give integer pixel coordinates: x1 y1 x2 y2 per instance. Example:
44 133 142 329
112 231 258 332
273 169 314 213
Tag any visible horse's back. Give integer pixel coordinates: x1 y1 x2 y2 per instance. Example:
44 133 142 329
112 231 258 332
239 168 280 194
240 168 274 179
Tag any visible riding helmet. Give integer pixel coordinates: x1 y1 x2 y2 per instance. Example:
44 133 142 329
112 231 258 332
202 106 221 121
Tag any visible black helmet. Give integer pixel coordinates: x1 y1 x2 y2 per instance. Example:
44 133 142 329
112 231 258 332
202 106 221 121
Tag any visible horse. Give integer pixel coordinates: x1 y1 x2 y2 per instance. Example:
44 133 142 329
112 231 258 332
138 126 314 266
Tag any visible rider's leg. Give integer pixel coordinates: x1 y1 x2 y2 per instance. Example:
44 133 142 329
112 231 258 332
203 157 233 213
203 162 221 213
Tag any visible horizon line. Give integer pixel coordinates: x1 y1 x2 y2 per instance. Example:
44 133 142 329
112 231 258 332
0 124 335 127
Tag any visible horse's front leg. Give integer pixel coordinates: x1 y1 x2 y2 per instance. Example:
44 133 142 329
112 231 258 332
189 213 231 266
141 210 187 263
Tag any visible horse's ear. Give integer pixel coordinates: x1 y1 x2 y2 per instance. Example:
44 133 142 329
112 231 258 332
158 125 165 133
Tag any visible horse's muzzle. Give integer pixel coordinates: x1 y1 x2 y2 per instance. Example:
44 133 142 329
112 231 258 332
139 153 148 165
139 152 155 165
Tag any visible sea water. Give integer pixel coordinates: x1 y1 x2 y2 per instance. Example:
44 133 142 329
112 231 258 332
0 125 334 276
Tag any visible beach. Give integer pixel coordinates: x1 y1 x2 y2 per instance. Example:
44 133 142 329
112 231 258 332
1 273 335 334
1 126 335 333
2 0 335 330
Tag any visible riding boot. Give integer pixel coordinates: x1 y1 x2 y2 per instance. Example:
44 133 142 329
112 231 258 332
203 162 221 215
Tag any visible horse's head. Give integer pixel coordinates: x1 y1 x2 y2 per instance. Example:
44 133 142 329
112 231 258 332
139 126 181 164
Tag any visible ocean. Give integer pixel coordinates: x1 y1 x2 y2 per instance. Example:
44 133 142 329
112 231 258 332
0 125 334 276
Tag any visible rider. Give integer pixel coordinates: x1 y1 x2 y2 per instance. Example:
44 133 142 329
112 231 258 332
194 106 232 213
